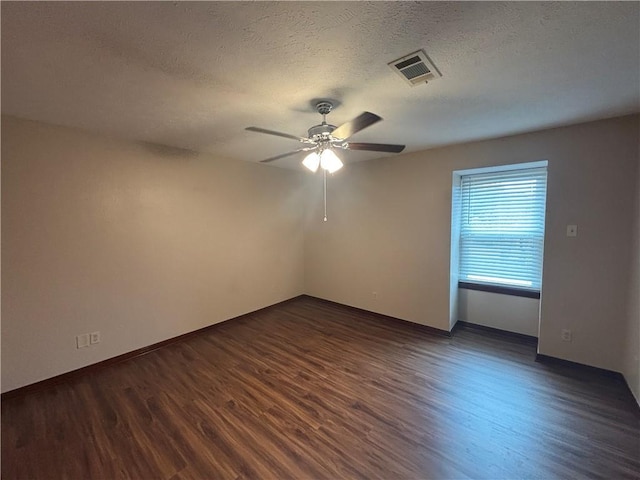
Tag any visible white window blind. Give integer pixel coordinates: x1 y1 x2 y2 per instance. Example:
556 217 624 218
459 167 547 291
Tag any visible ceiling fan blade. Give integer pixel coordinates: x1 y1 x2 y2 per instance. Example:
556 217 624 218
331 112 382 140
259 148 313 163
246 126 306 143
347 142 406 153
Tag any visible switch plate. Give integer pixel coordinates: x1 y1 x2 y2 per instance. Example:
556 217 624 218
566 225 578 237
76 334 90 349
90 331 101 345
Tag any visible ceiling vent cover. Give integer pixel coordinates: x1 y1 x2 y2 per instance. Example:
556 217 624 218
389 50 441 87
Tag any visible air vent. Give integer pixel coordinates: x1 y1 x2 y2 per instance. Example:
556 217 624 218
389 50 441 87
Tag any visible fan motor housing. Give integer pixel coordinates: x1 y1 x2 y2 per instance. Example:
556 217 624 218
308 123 336 140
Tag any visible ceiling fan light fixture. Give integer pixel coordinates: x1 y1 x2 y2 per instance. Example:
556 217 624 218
320 149 343 173
302 151 320 172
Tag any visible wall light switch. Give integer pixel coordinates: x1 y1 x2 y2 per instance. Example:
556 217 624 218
566 225 578 237
76 334 90 349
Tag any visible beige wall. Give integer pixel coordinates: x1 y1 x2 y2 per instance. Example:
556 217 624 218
305 115 639 373
3 114 638 393
1 116 306 392
538 116 638 372
458 290 540 337
623 137 640 403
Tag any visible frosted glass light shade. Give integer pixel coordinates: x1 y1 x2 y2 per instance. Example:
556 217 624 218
302 152 320 172
320 149 343 173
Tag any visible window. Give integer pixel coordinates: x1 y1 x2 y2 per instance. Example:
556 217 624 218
458 165 547 296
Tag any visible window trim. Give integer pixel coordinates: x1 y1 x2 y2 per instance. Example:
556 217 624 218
458 281 540 299
455 162 548 293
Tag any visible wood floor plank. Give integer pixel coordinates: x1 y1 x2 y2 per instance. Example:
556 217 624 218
2 296 639 479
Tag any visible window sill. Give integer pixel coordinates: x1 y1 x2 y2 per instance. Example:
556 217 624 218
458 281 540 299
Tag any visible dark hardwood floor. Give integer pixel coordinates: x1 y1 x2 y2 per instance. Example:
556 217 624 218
2 296 639 479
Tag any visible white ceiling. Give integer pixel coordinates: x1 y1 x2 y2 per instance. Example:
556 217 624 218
2 2 639 169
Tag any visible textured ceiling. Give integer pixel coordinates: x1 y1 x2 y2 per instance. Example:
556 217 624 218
2 2 639 169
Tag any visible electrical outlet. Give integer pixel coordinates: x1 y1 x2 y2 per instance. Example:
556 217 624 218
372 291 378 299
76 334 90 349
90 331 101 345
561 329 572 342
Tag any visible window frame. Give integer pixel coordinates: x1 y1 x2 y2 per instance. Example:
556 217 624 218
454 161 548 298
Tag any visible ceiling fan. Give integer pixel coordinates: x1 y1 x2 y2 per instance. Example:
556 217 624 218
245 101 405 173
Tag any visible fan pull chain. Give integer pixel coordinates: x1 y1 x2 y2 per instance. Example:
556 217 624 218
323 168 328 222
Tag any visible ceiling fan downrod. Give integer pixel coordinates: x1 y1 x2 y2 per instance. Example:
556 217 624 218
308 101 337 143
